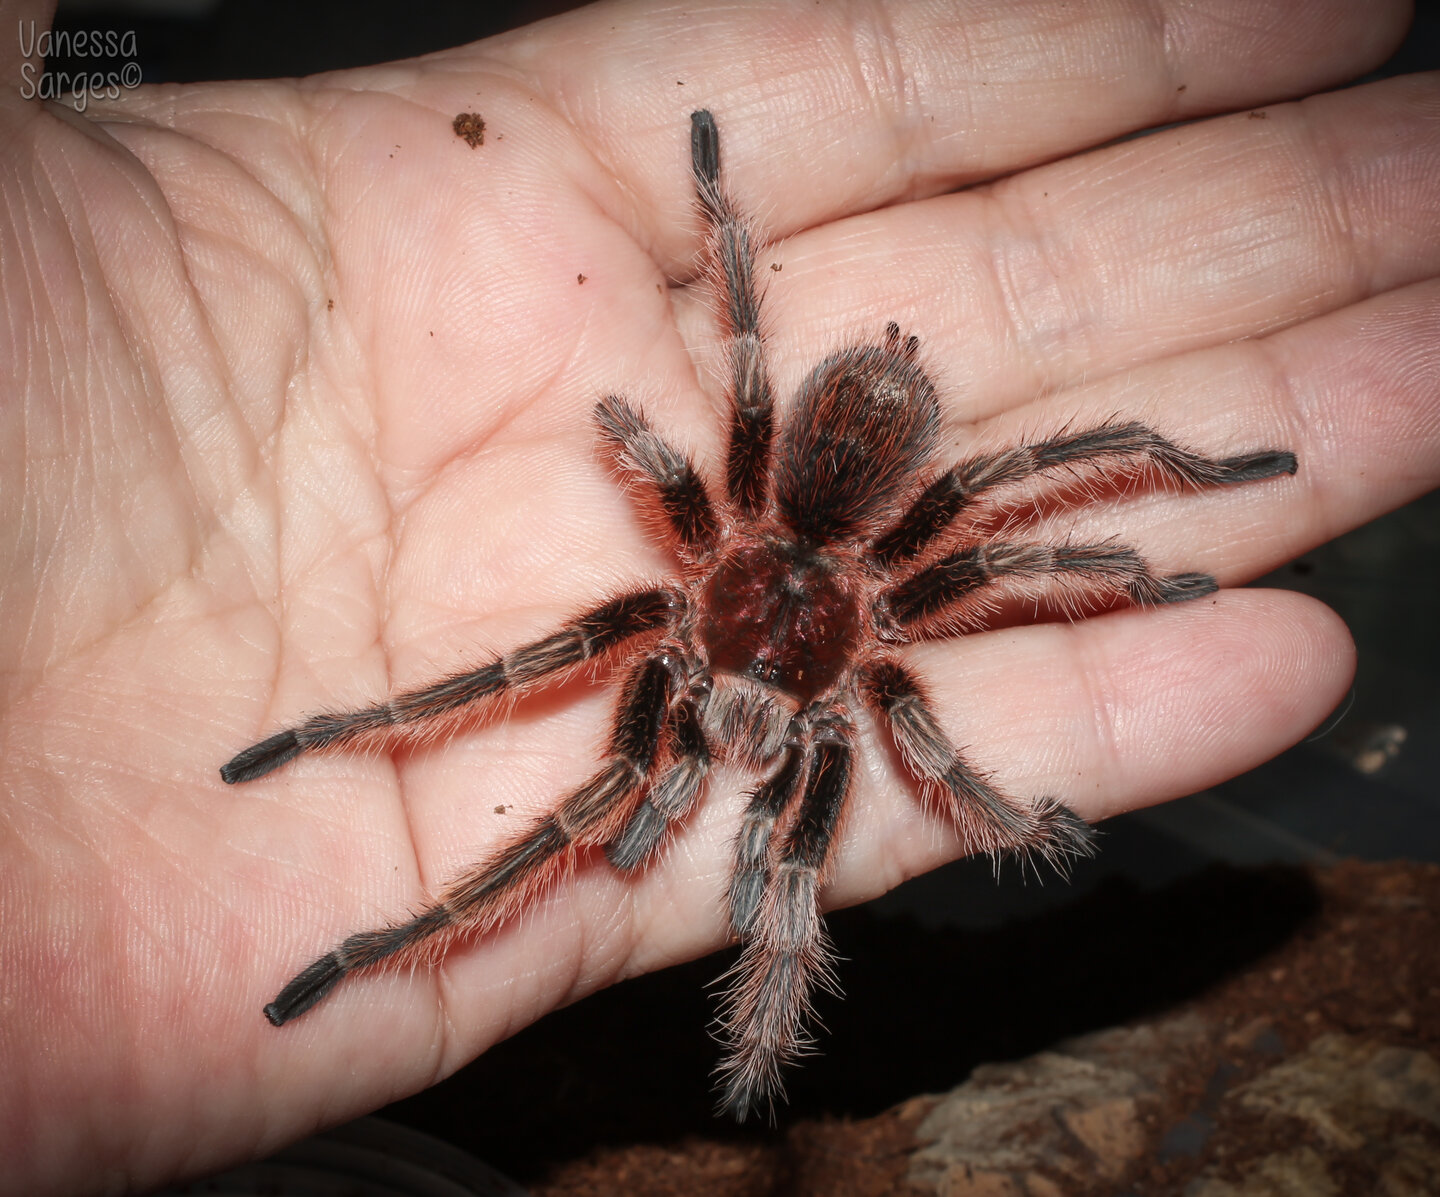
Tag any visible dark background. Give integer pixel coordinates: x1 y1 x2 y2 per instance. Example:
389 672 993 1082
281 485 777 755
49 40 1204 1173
41 0 1439 1184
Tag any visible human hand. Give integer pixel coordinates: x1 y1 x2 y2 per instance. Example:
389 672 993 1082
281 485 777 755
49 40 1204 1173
2 0 1435 1190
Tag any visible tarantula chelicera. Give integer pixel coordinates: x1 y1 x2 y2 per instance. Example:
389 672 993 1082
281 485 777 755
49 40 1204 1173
223 110 1296 1118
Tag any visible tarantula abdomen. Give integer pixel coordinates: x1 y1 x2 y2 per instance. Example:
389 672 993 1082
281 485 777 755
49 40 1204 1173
777 332 940 545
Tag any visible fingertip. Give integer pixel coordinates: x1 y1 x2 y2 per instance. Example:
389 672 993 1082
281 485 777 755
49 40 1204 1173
1244 584 1356 731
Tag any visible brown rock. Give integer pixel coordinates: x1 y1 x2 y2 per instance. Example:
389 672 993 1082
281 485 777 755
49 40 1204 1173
908 1017 1208 1194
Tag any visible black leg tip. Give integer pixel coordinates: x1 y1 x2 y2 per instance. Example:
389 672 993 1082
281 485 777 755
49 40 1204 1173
690 109 719 183
264 952 347 1026
220 729 302 784
1157 572 1219 604
1221 450 1299 483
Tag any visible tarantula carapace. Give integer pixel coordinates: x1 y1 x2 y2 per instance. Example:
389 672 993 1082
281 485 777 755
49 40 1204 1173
222 109 1296 1118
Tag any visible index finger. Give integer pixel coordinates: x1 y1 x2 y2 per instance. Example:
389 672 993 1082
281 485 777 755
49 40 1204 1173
484 0 1409 258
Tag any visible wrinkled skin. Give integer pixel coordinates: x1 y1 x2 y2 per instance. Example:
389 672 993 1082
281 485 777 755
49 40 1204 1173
1 0 1437 1190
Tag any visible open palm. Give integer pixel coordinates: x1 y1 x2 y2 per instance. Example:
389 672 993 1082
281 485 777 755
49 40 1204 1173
2 0 1436 1191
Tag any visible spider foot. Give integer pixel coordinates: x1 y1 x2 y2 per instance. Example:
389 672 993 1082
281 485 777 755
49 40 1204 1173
713 867 838 1122
264 905 457 1026
221 730 301 784
1218 449 1298 483
1022 796 1099 878
1139 571 1219 604
264 951 345 1026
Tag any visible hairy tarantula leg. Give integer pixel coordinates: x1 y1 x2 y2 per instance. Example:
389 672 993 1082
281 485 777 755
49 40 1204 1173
726 726 808 938
220 586 680 784
872 424 1298 565
882 541 1219 631
691 109 776 517
716 716 853 1121
263 651 682 1027
595 396 719 556
864 659 1094 867
605 686 712 870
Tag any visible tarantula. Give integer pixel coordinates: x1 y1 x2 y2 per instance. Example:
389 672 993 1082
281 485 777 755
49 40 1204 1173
222 109 1296 1118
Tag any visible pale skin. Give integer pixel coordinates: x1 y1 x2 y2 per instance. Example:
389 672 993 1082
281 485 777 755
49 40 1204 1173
2 0 1437 1189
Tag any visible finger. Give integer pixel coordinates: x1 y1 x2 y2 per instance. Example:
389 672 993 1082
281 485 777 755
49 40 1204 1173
825 587 1356 907
737 73 1440 420
490 0 1408 255
935 274 1440 588
1261 277 1440 542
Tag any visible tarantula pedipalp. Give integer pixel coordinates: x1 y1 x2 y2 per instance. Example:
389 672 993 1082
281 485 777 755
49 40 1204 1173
222 109 1297 1119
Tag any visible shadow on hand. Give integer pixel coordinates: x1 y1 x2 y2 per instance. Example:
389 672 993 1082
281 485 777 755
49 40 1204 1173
382 859 1319 1181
